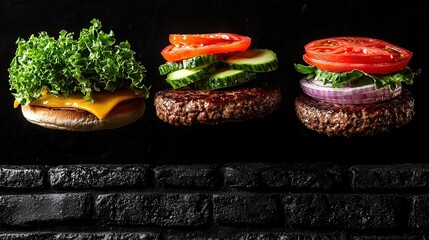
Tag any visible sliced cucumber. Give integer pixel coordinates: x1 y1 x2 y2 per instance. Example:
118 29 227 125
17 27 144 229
183 54 220 68
225 48 278 72
159 55 221 75
165 64 216 89
159 61 183 75
194 68 257 90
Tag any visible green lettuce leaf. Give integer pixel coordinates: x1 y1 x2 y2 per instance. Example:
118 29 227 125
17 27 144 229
8 18 150 105
294 63 421 90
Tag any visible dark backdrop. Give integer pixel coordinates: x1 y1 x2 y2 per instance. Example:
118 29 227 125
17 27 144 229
0 0 427 164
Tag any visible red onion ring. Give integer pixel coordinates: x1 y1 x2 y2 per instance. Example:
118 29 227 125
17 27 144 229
299 77 402 104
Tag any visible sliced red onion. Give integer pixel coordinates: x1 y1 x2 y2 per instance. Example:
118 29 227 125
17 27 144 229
300 77 402 104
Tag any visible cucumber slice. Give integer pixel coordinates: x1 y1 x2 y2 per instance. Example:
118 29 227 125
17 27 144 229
194 68 257 90
159 55 221 75
225 48 278 72
165 64 216 89
159 61 183 75
183 54 220 68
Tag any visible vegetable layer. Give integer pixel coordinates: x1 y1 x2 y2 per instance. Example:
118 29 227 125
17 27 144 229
9 18 150 105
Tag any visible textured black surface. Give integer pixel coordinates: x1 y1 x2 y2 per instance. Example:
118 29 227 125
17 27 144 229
0 163 428 238
0 193 91 226
283 193 404 229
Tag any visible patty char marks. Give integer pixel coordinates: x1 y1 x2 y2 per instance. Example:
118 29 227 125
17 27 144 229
155 83 282 126
295 88 415 137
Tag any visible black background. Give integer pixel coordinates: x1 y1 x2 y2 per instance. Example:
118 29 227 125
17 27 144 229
0 0 427 165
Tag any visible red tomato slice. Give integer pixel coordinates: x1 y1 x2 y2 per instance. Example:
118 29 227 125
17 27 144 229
303 54 411 74
303 36 412 74
161 33 251 62
304 36 412 65
169 33 242 46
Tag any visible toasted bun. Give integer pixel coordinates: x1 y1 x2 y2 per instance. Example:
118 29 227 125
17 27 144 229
294 88 415 137
154 82 282 125
21 98 145 131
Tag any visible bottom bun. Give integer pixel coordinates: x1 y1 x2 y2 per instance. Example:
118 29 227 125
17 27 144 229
21 98 146 131
154 82 282 125
295 88 415 137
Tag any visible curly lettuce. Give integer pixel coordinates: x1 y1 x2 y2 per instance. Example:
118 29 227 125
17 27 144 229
8 18 150 105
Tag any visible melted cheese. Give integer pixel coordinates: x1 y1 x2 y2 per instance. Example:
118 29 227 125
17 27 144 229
19 90 145 120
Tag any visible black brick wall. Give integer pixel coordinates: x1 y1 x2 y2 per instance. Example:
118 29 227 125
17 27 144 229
1 163 429 239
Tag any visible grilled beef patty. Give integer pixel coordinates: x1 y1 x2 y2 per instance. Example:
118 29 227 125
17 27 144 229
154 82 282 125
294 88 415 137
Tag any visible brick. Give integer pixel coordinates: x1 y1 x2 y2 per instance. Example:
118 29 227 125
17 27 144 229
222 163 267 188
410 194 429 228
226 232 348 240
167 232 348 240
0 165 45 188
95 193 210 227
0 193 91 226
99 233 160 240
283 194 404 230
351 164 429 190
56 233 159 240
50 233 98 240
0 233 160 240
0 233 54 240
49 164 149 189
213 193 280 226
165 234 218 240
352 235 423 240
154 164 220 189
223 162 345 190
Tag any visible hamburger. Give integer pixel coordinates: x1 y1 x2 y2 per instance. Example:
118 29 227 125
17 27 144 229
294 36 421 137
154 33 281 125
8 19 150 131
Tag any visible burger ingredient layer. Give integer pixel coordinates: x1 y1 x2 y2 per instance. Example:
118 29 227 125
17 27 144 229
295 88 414 137
294 36 420 137
155 82 281 125
9 18 150 106
154 33 281 125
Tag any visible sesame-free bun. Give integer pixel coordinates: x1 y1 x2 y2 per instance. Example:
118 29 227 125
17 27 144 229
21 98 146 131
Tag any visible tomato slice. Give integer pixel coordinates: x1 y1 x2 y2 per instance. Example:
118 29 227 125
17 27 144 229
161 33 251 62
169 33 242 46
303 36 412 74
303 54 411 74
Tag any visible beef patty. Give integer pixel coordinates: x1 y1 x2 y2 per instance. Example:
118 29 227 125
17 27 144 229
294 88 415 137
154 82 282 126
